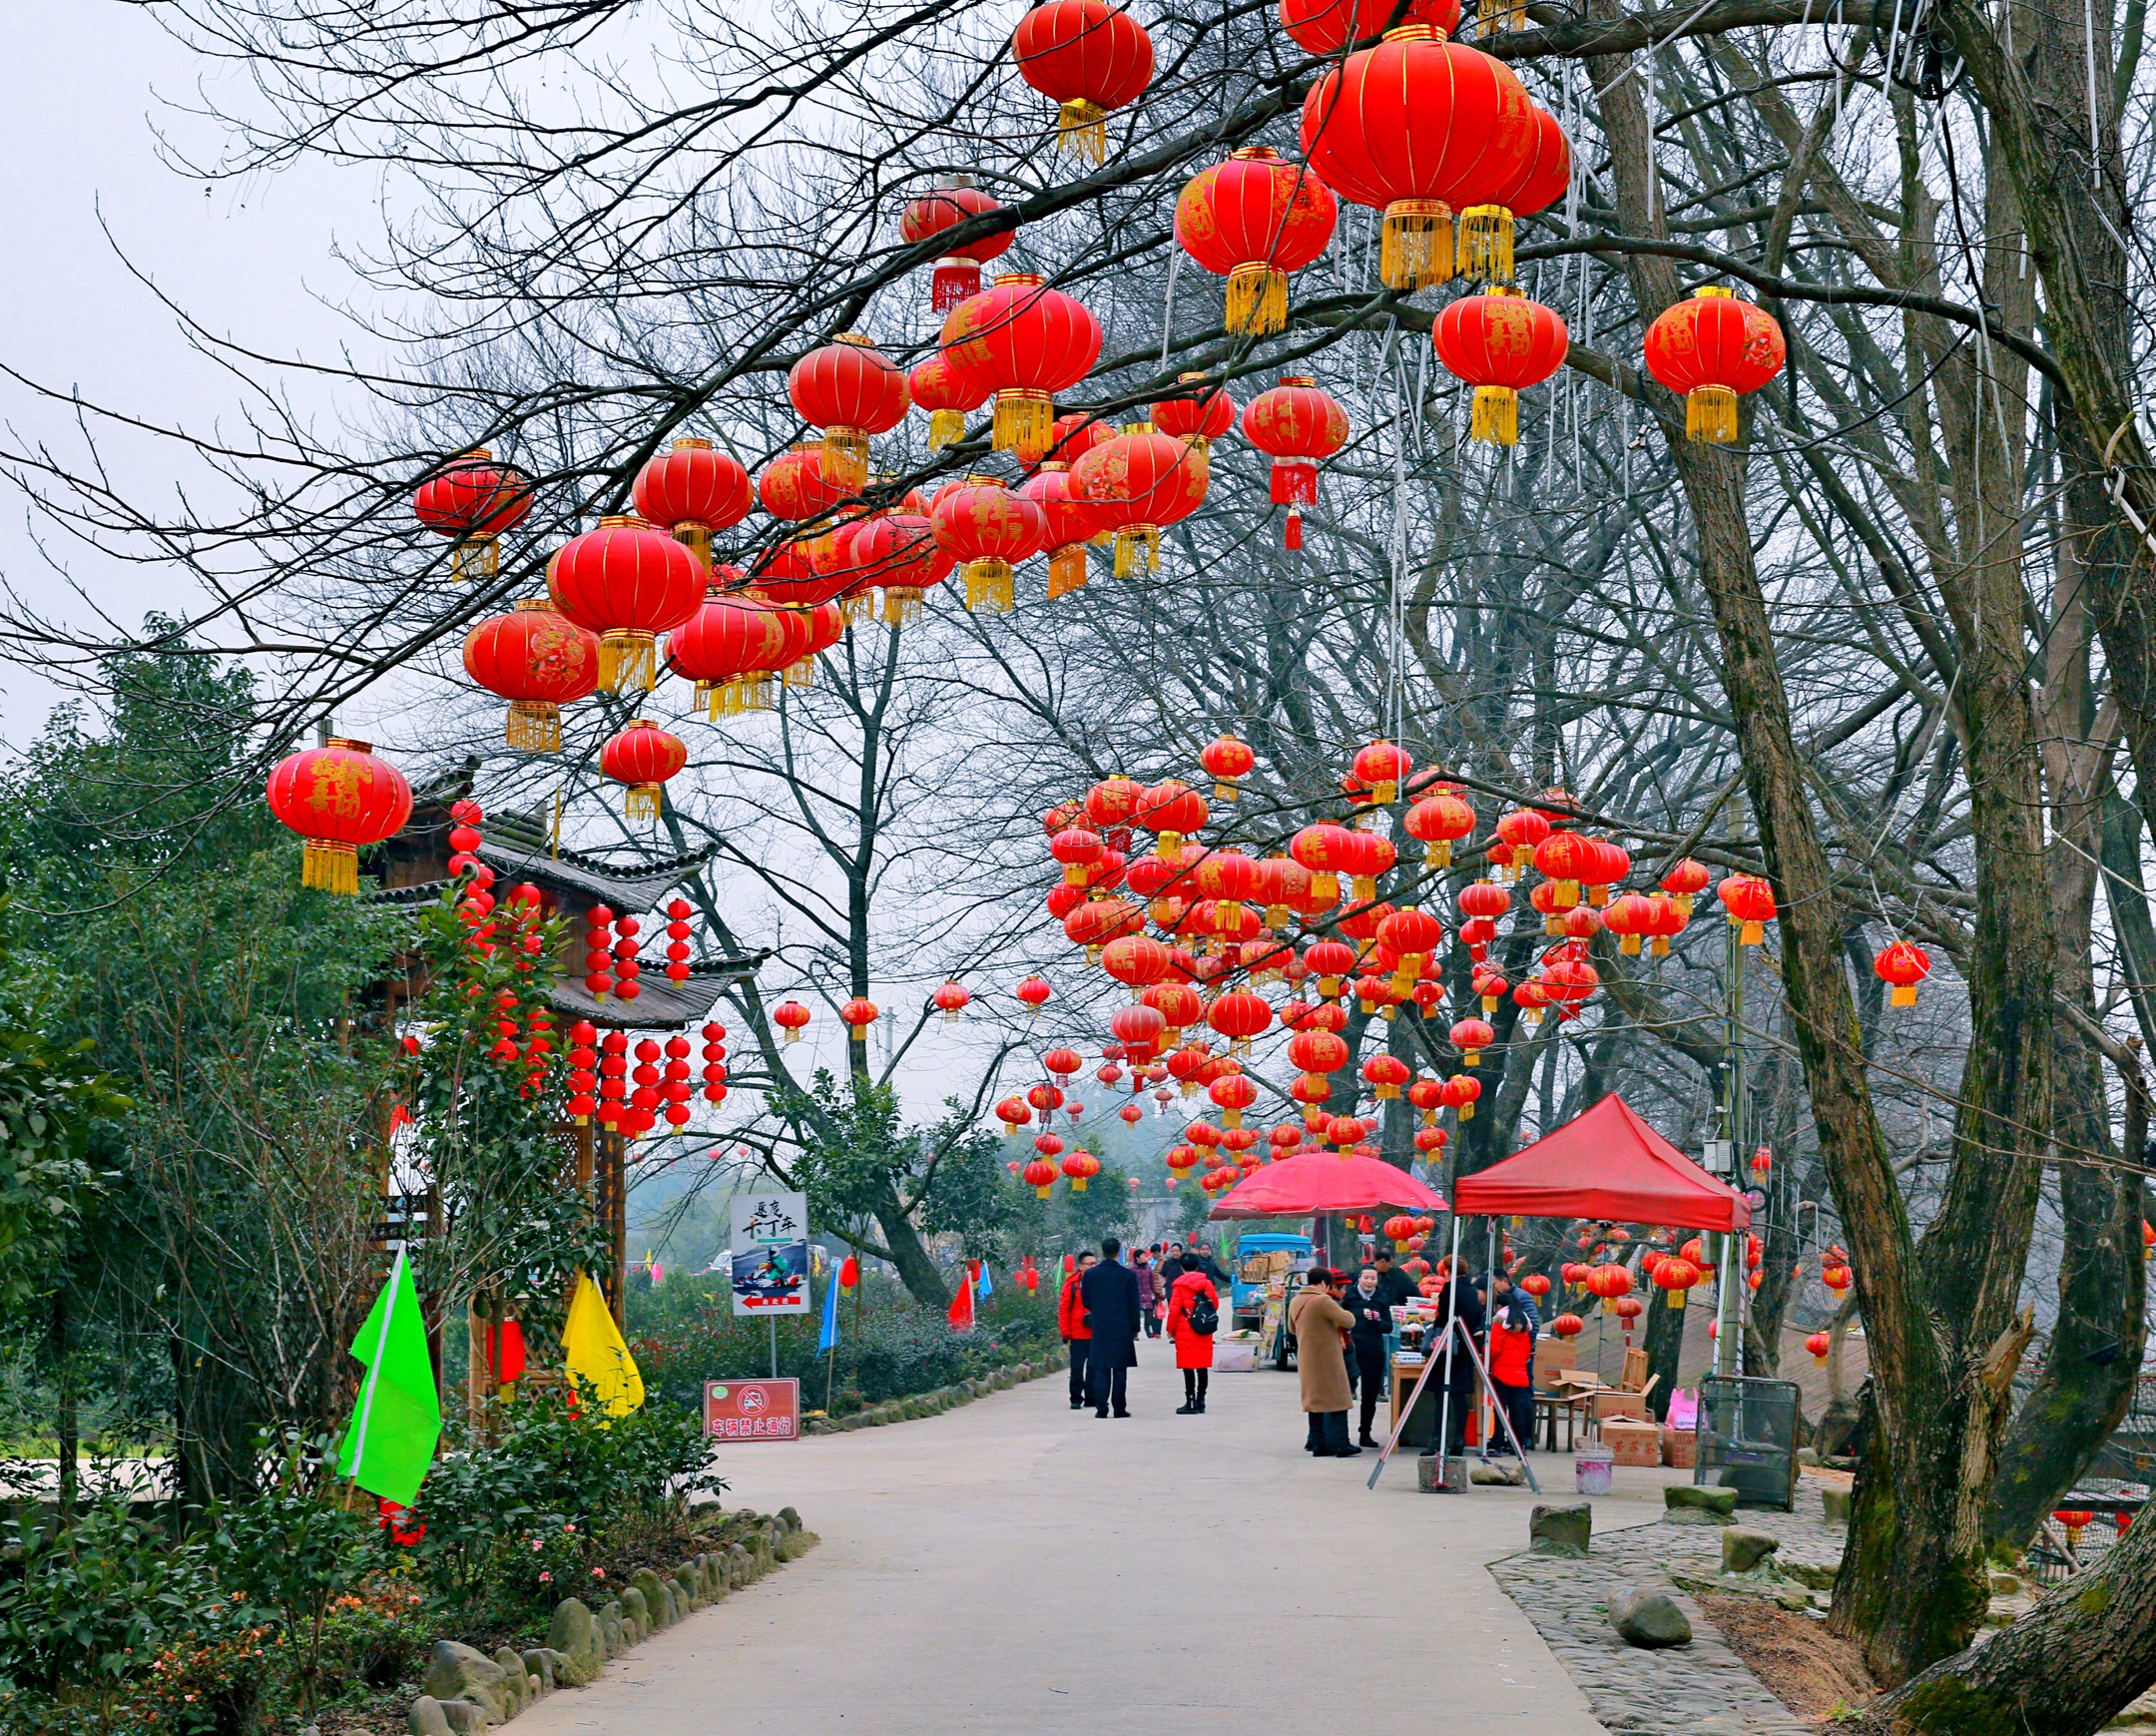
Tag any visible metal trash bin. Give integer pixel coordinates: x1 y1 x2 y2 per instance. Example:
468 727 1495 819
1694 1376 1801 1510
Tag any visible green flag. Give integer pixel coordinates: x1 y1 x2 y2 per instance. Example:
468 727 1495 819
337 1247 441 1506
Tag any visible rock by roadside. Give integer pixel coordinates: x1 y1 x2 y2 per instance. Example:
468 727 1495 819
803 1355 1063 1433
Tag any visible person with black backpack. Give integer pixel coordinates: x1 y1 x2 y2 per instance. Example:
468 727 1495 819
1166 1261 1220 1414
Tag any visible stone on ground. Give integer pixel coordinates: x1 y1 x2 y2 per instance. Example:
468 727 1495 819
546 1598 605 1687
422 1642 514 1726
1530 1501 1592 1557
407 1698 454 1736
1722 1527 1782 1575
1664 1483 1739 1524
1821 1484 1852 1525
1606 1583 1694 1648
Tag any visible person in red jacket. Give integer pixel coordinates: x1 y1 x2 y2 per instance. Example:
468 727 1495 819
1060 1251 1096 1410
1485 1297 1536 1455
1165 1265 1219 1414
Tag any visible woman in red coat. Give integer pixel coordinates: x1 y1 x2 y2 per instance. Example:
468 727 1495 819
1166 1266 1219 1415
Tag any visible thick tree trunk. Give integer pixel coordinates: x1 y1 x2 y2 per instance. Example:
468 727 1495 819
874 1197 951 1311
1851 1496 2156 1733
1642 1287 1686 1422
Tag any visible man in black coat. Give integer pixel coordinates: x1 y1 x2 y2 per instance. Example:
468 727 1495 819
1420 1260 1486 1458
1370 1252 1416 1309
1079 1236 1143 1418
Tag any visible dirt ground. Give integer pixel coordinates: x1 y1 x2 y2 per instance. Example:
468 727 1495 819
1698 1594 1880 1724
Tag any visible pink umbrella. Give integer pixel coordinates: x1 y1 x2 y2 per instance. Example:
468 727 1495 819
1206 1152 1447 1219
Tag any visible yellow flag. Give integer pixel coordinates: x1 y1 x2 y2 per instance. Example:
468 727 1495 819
562 1273 644 1418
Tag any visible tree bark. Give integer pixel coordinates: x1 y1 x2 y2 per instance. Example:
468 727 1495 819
873 1196 951 1311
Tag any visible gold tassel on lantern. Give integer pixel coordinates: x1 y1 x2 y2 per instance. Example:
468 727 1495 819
301 839 359 894
965 557 1015 613
1226 263 1290 334
1047 543 1088 599
784 657 815 688
1113 525 1161 578
452 537 500 583
1426 840 1453 867
1456 206 1515 283
739 672 776 712
671 520 713 570
598 629 658 693
840 590 872 626
505 701 563 753
1471 385 1520 446
820 427 869 491
1057 97 1109 162
993 387 1055 460
1667 1284 1688 1310
884 589 924 628
928 409 967 451
623 783 662 822
1379 199 1454 290
1687 385 1739 443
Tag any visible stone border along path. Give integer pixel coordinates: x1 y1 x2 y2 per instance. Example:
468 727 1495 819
1490 1480 1851 1735
406 1508 817 1734
802 1353 1063 1432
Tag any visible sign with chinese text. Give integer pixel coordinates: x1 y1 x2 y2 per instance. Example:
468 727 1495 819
729 1191 810 1315
704 1378 800 1443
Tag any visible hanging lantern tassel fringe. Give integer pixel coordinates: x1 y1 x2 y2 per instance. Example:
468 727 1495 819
1285 508 1304 551
451 537 499 583
1057 98 1109 163
928 408 967 451
1047 544 1088 599
965 557 1015 613
671 521 713 570
931 259 980 313
784 657 815 688
1114 525 1162 578
841 591 873 625
1471 385 1521 447
505 701 563 754
993 388 1055 460
1379 200 1454 291
624 784 663 822
819 429 868 492
1688 384 1740 443
1226 264 1290 335
301 839 360 895
598 630 659 694
1456 207 1515 283
884 590 925 629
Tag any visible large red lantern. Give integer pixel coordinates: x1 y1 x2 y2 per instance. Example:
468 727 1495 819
1659 857 1711 916
1151 375 1239 461
1431 288 1570 446
1241 377 1349 548
930 474 1049 613
940 275 1103 462
1208 989 1274 1052
265 739 414 893
1070 426 1209 576
667 589 791 717
848 512 955 628
1279 0 1460 53
758 443 847 524
1174 147 1339 334
1011 0 1155 162
908 352 991 453
1061 1149 1103 1192
1717 872 1778 944
1134 779 1209 853
1875 939 1932 1007
630 438 751 569
1019 462 1102 599
789 336 909 493
1300 25 1536 289
1200 735 1255 800
461 599 600 751
1404 788 1477 866
413 448 532 582
601 720 689 820
1642 287 1787 443
1459 105 1572 283
548 515 706 692
898 182 1017 311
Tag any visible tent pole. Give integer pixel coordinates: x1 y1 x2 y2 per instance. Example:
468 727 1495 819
1483 1217 1498 1446
1434 1212 1465 1485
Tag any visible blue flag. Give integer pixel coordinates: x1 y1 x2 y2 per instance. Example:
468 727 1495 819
977 1262 994 1300
817 1266 841 1355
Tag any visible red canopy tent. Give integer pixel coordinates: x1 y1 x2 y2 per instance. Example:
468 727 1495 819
1449 1092 1749 1232
1207 1151 1447 1219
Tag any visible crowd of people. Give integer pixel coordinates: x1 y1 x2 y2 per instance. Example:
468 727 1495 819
1055 1233 1543 1459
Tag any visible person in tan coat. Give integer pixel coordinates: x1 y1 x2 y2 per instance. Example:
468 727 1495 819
1288 1268 1360 1456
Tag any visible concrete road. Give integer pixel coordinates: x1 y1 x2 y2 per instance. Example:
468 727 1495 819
516 1356 1680 1733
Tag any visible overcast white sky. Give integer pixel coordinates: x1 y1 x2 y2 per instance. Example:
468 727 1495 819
0 6 379 746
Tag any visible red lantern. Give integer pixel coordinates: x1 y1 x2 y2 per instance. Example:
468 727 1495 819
601 720 689 821
1070 426 1208 577
413 448 532 581
1642 287 1787 443
1061 1149 1103 1192
1023 1157 1061 1198
663 589 782 718
1404 789 1476 866
461 599 600 752
1208 990 1274 1053
548 515 706 692
1300 25 1535 289
1602 891 1659 956
1875 939 1932 1007
1144 981 1205 1039
1350 740 1413 806
841 512 948 629
1584 1264 1633 1301
1431 288 1569 446
929 474 1048 613
1174 146 1338 333
940 274 1103 461
1439 1073 1481 1119
932 982 971 1023
789 335 910 492
1492 808 1550 878
774 999 811 1043
1209 1073 1259 1128
1659 857 1711 916
908 351 991 454
1242 377 1349 548
1199 735 1256 801
1133 779 1209 853
1549 1313 1584 1339
1018 462 1102 599
1807 1331 1832 1367
1448 1017 1495 1066
1012 976 1052 1020
1821 1262 1853 1297
1011 0 1155 162
838 998 878 1036
1717 873 1778 944
1280 0 1460 54
265 739 413 893
1457 105 1573 283
898 182 1016 312
1652 1255 1701 1308
1362 1054 1410 1100
1151 374 1240 457
631 438 751 569
1518 1272 1552 1299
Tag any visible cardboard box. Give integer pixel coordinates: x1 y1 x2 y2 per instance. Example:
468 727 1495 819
1534 1338 1577 1384
1602 1418 1662 1466
1589 1391 1649 1425
1661 1424 1697 1468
